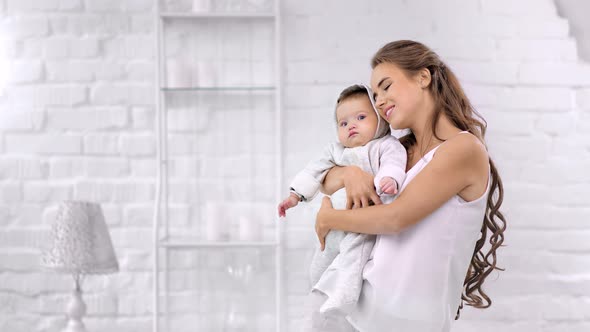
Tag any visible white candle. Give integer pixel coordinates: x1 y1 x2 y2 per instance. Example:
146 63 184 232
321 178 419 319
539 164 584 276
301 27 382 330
205 202 227 241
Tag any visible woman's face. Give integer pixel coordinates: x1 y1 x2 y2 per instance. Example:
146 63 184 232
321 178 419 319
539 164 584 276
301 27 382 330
370 62 427 130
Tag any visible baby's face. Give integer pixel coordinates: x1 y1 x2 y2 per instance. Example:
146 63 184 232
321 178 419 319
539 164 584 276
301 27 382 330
336 96 378 148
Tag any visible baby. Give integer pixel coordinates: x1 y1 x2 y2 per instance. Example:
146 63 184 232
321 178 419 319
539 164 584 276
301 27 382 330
277 84 407 315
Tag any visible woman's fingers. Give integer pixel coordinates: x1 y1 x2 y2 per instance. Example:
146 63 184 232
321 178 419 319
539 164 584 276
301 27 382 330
361 196 369 208
346 195 353 210
371 192 382 205
316 196 333 251
353 198 361 209
321 196 333 209
349 194 382 209
318 228 325 251
342 167 375 208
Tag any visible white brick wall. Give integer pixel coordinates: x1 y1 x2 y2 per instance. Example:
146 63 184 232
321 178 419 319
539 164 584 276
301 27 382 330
0 0 589 331
281 1 590 332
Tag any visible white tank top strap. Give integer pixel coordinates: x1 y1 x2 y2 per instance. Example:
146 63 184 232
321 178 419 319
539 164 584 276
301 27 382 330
428 130 471 158
440 130 471 146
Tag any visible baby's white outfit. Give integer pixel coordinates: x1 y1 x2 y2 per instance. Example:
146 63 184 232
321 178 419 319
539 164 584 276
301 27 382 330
290 85 407 319
294 135 406 315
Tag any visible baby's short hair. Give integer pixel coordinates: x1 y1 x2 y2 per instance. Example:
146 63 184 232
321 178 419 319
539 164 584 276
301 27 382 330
335 84 371 122
336 84 369 106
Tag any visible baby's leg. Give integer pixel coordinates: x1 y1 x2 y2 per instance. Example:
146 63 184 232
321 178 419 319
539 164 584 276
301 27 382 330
301 290 359 332
308 230 346 286
313 232 376 314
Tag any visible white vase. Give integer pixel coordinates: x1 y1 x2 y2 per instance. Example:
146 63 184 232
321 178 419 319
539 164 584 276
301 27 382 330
205 201 227 241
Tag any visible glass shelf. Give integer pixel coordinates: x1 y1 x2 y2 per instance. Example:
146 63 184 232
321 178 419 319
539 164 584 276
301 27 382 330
161 12 275 19
155 0 282 329
158 237 279 249
161 86 275 92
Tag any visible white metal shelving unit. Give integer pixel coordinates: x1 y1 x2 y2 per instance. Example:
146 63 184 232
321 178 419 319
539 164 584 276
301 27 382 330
152 0 283 331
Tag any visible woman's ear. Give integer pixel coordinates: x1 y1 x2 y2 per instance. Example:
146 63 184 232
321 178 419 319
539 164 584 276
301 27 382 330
417 68 432 88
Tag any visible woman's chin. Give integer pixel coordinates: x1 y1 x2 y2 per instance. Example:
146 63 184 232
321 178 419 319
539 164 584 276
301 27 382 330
388 121 404 130
387 121 411 136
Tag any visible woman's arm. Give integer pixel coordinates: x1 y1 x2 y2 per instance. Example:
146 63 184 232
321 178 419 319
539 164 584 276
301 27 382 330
321 165 382 209
315 134 488 249
320 166 347 195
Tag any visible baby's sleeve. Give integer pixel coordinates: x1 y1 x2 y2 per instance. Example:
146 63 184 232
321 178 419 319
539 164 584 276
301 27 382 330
289 143 342 202
373 136 407 191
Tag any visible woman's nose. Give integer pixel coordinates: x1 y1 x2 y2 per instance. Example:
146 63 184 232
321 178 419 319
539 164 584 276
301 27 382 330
375 96 385 109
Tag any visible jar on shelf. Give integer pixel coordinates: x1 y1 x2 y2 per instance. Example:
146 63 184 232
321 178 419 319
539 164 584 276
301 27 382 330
204 201 229 241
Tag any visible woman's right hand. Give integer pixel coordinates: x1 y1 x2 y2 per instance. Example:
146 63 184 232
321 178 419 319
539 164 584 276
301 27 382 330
322 166 381 209
343 166 382 209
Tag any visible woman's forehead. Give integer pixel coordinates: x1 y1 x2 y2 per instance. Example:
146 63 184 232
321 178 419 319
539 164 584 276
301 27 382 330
371 63 399 81
370 63 411 89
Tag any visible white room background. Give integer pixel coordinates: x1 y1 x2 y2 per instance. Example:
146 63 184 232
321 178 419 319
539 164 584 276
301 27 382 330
0 0 589 331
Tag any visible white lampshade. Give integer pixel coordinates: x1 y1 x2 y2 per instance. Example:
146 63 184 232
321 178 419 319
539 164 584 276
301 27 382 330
41 201 119 275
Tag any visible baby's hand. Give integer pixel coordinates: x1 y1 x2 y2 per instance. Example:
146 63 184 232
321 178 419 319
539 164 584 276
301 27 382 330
278 193 300 217
379 177 398 195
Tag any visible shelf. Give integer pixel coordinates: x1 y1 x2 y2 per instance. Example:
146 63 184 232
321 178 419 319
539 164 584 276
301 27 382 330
160 12 275 19
154 0 283 330
158 237 279 249
161 86 276 92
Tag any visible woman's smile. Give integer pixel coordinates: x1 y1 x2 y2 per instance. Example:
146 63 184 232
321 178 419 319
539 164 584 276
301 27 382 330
383 105 395 120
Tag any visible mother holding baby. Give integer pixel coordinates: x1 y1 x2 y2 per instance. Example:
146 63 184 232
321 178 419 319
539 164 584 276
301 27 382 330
312 40 507 331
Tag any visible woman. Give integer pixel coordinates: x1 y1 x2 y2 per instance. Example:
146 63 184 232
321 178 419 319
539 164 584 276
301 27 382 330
315 40 506 331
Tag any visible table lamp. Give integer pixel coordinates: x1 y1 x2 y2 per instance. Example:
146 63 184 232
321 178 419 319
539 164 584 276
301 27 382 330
41 201 119 332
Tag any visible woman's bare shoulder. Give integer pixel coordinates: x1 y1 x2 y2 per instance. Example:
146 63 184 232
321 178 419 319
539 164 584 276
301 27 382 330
435 132 489 200
437 132 488 165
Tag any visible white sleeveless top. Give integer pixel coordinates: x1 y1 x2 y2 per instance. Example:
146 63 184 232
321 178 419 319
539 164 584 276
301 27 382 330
348 133 491 332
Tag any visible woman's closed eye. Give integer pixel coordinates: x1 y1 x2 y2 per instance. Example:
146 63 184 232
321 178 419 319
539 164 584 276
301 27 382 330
373 84 391 102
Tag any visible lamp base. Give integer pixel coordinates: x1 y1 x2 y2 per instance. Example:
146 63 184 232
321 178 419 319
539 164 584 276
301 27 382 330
63 286 88 332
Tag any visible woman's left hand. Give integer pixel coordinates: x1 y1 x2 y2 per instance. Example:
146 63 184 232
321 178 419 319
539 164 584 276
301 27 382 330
316 196 333 251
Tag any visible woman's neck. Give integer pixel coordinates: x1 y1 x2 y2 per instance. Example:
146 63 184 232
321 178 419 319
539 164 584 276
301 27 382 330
411 114 462 156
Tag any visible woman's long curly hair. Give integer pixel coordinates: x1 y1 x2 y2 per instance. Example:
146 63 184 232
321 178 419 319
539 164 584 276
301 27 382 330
371 40 507 319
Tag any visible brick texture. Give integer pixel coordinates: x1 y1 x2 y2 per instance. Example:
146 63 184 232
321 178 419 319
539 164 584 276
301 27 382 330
0 0 589 331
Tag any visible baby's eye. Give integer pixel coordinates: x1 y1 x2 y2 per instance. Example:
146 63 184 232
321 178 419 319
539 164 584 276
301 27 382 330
357 115 366 121
339 121 347 127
